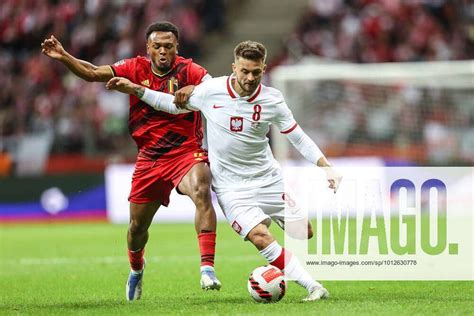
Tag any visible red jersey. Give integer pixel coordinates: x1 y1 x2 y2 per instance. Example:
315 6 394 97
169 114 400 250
110 56 207 160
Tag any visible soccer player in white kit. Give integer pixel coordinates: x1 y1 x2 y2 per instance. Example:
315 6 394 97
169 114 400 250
107 41 342 301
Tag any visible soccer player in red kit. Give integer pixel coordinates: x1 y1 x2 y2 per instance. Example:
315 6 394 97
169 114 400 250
41 21 221 300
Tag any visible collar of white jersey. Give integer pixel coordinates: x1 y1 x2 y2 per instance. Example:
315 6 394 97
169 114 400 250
226 74 262 103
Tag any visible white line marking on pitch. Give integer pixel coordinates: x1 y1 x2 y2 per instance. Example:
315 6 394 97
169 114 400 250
1 254 260 266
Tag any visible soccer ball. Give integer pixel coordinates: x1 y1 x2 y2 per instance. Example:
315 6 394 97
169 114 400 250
247 265 286 303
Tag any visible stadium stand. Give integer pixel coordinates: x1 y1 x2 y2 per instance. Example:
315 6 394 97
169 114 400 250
0 0 227 169
271 0 471 66
268 0 473 165
0 0 472 175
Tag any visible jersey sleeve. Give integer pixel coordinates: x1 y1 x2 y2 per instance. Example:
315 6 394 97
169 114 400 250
187 62 209 85
141 89 191 114
272 93 298 134
110 58 136 79
186 81 208 111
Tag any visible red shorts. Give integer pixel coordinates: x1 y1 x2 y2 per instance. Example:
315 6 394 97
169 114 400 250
128 149 209 206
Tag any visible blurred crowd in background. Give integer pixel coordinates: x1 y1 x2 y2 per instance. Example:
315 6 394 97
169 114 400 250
273 0 471 65
0 0 472 176
0 0 226 172
284 79 474 166
273 0 473 165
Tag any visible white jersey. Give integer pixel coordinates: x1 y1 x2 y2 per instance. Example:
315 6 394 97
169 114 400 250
186 75 298 191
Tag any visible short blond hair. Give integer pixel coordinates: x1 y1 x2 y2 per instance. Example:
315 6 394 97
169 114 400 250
233 41 267 62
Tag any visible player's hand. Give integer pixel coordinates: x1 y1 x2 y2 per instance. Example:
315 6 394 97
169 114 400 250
174 85 195 108
41 35 66 60
106 77 137 95
323 166 342 193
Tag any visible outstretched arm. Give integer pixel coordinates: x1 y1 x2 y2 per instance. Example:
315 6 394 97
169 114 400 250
41 35 113 82
285 126 342 193
106 77 191 114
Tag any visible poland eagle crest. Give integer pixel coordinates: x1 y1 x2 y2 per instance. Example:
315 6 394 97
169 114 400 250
230 117 243 132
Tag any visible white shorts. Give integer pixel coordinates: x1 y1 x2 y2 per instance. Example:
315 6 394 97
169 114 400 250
216 179 306 239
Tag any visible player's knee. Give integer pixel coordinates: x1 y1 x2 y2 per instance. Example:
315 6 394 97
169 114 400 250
129 220 148 236
307 226 314 239
190 182 211 204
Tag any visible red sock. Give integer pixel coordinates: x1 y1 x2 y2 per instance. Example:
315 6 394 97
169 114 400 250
198 232 216 267
128 248 145 271
270 248 292 271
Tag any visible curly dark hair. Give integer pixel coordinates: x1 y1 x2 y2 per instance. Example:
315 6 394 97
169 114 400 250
145 21 179 40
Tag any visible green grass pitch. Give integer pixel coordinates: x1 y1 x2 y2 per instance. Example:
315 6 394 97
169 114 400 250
1 222 472 315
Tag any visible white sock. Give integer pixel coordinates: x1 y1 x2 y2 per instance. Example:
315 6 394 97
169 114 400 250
259 241 321 293
259 241 282 263
284 255 322 292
